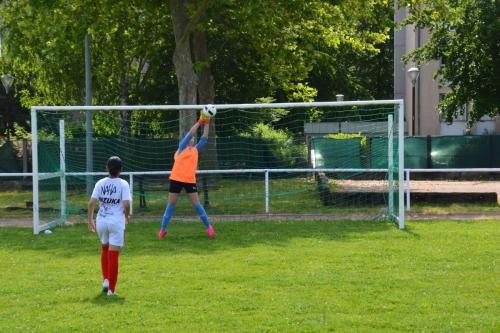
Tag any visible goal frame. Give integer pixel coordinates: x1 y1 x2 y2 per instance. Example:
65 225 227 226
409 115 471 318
31 100 405 234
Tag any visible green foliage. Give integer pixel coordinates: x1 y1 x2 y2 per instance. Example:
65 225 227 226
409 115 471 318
210 0 393 103
245 123 307 167
0 0 175 108
252 97 290 124
326 132 367 147
399 0 500 123
0 0 395 138
283 83 317 103
12 124 30 140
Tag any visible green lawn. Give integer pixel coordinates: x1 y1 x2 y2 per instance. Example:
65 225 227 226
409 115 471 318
0 190 33 218
0 220 498 332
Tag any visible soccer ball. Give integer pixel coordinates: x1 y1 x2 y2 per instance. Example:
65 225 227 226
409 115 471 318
202 104 217 118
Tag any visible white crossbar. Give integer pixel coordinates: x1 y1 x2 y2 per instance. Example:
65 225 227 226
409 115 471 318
32 100 403 112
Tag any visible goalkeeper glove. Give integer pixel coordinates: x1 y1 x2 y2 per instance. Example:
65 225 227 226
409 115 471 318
198 112 210 125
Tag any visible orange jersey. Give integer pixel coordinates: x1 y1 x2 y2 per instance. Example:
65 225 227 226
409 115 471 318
170 147 199 183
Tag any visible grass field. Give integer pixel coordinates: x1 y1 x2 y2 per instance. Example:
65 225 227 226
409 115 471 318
0 220 498 332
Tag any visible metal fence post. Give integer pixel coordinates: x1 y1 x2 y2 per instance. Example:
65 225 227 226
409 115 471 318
398 100 405 229
59 120 66 221
129 174 134 216
265 170 269 214
406 170 411 211
31 107 39 234
388 115 394 218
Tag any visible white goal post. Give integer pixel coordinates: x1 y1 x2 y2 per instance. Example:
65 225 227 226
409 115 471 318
31 100 405 234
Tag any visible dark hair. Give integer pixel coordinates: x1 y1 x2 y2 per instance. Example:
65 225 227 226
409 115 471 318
107 156 122 177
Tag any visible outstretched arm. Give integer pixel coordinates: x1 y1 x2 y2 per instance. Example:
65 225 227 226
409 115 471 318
179 111 211 151
188 121 202 137
202 121 209 137
196 121 210 150
179 122 201 150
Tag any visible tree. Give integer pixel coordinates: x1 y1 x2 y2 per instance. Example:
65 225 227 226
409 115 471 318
169 0 220 173
399 0 500 123
1 0 395 139
203 0 393 137
207 0 393 103
169 0 203 137
0 0 176 136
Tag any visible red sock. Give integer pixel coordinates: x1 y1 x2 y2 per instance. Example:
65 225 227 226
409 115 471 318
108 250 120 292
100 245 109 280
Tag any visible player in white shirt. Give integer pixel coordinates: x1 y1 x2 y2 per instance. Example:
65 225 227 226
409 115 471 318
87 156 131 296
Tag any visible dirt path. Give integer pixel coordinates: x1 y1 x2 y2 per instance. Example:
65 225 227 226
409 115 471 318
335 180 500 195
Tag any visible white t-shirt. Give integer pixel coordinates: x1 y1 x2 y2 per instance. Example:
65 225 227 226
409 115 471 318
91 177 131 228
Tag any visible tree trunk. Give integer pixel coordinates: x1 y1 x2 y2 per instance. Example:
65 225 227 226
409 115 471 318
119 76 132 172
193 14 219 170
192 12 219 200
169 0 199 138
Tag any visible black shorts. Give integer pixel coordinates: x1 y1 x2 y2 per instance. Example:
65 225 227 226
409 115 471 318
169 179 197 194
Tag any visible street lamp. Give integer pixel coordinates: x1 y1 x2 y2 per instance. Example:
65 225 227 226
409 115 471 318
407 67 420 136
1 74 14 94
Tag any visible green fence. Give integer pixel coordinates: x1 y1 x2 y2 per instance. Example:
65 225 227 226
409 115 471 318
2 135 500 173
311 137 362 168
312 135 500 169
369 138 399 169
404 137 428 169
431 136 496 168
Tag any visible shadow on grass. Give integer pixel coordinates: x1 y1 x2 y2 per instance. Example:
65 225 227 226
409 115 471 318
90 293 126 305
0 219 398 257
399 224 421 239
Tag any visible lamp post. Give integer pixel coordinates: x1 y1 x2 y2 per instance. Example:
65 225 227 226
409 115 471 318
407 67 420 136
1 74 14 94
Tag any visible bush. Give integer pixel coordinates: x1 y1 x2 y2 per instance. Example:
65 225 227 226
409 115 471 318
246 123 307 167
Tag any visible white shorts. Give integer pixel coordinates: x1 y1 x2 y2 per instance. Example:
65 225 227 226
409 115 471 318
96 222 125 247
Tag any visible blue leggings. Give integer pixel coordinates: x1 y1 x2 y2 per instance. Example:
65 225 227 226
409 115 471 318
160 203 175 231
194 203 210 228
160 202 210 231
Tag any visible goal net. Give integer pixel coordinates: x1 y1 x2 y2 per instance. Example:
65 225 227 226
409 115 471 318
30 101 404 234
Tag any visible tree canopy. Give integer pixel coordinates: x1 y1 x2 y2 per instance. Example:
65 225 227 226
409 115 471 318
0 0 394 137
399 0 499 123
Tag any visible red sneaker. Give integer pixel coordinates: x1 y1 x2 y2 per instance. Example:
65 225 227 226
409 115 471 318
207 225 215 240
158 229 167 239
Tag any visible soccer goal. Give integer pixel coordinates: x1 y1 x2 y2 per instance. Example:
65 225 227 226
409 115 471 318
30 100 405 234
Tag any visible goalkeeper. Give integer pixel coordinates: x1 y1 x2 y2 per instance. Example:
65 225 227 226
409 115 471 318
158 110 214 239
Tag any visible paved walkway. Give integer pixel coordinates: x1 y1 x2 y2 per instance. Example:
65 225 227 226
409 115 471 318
335 179 500 196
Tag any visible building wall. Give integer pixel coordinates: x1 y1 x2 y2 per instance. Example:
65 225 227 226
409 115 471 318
393 4 406 103
418 29 442 136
